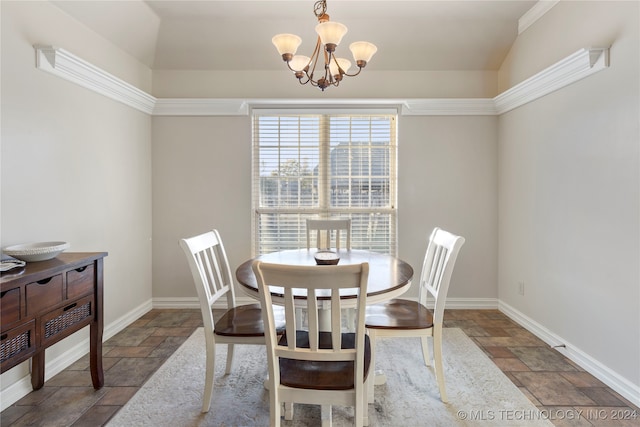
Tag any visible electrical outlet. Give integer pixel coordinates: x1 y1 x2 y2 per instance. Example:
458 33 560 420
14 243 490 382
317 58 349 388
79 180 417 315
518 281 525 295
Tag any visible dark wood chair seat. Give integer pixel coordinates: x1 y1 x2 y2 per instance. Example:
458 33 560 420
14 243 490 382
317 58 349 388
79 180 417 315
365 299 434 330
279 331 371 390
215 303 285 337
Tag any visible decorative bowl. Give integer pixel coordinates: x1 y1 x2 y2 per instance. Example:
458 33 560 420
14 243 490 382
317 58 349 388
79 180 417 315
3 241 70 262
314 250 340 265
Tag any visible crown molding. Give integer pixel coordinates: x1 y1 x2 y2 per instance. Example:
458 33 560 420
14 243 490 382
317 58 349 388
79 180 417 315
401 99 497 116
34 46 609 117
34 45 156 114
518 0 560 34
494 47 609 114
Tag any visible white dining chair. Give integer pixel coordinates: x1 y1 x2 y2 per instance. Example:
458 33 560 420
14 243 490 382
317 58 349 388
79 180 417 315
306 218 351 250
253 261 371 427
179 230 285 413
365 227 465 403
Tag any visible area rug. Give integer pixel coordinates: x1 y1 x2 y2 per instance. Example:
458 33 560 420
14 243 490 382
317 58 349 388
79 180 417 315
107 328 553 427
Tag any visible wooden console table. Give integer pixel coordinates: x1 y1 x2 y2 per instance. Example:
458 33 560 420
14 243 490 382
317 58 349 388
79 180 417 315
0 252 107 390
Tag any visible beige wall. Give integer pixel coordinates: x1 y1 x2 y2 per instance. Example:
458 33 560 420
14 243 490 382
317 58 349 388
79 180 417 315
151 116 253 298
1 1 153 389
152 70 499 99
151 114 498 303
498 1 639 387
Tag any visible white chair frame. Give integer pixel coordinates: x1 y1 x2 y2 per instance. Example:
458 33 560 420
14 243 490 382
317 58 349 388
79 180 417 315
253 261 371 427
365 227 465 403
180 230 268 413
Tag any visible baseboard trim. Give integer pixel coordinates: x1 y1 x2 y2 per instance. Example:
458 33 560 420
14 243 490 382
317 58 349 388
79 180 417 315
499 301 640 408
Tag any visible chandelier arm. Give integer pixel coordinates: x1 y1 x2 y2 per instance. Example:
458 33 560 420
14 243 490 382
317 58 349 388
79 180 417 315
341 67 364 78
304 37 323 82
323 49 333 85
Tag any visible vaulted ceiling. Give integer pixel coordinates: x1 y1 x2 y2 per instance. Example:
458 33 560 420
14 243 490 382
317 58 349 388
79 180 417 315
51 0 538 72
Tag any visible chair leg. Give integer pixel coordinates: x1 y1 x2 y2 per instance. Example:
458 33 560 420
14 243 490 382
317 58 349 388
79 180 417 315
433 328 448 403
321 405 332 427
225 343 235 375
271 391 281 427
358 378 368 427
284 402 294 420
202 338 215 412
366 330 376 404
420 335 432 367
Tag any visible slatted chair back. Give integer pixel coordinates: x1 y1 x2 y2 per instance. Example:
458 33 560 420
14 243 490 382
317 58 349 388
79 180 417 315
418 227 466 326
306 218 352 250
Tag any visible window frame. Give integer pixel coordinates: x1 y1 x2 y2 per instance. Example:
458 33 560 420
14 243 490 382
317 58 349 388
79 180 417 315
251 108 398 256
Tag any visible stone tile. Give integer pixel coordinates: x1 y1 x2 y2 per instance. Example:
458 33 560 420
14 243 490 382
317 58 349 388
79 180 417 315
96 387 138 405
504 328 549 346
139 335 167 347
484 346 517 358
13 385 58 406
513 372 595 406
0 406 31 426
445 320 490 337
101 356 122 371
46 370 95 387
482 326 510 337
473 317 518 329
150 326 194 337
104 345 155 358
103 357 164 387
560 372 607 388
67 354 90 371
483 310 511 320
128 318 152 327
106 327 156 346
475 335 539 347
146 310 195 327
579 388 627 406
9 387 107 427
493 357 531 372
70 405 119 427
148 335 189 358
510 347 578 372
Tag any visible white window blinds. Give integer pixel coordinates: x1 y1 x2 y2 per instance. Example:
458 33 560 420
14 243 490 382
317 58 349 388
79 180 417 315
252 111 397 255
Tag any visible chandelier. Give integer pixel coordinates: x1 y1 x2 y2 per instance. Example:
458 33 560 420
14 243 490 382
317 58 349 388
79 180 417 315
272 0 377 91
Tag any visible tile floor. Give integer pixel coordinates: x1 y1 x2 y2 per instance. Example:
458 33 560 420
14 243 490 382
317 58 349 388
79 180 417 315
1 309 638 426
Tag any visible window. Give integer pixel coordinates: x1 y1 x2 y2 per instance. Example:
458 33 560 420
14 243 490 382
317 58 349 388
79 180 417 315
252 111 397 255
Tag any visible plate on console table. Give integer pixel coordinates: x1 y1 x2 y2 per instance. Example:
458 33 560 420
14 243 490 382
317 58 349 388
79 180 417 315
3 241 70 262
0 259 26 272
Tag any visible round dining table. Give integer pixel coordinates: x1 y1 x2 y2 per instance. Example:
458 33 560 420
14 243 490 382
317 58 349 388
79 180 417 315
235 248 414 308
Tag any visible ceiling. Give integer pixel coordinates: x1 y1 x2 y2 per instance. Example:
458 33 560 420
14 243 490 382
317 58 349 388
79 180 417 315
51 0 538 72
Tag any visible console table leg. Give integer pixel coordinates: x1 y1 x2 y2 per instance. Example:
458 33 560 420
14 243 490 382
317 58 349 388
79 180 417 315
90 321 104 389
31 352 45 390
